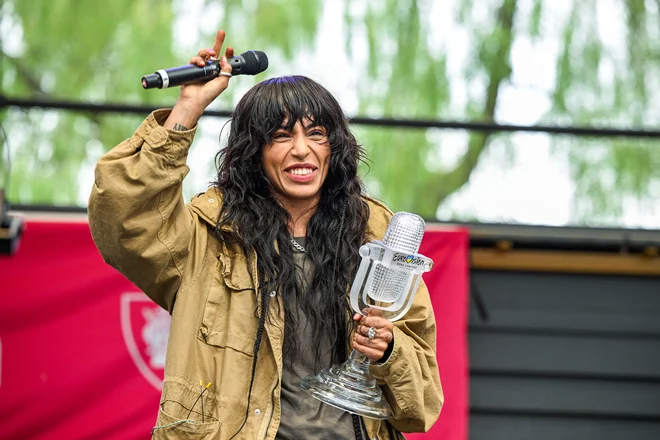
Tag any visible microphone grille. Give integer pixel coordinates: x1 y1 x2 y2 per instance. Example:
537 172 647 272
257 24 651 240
241 50 269 75
366 212 426 303
382 212 425 254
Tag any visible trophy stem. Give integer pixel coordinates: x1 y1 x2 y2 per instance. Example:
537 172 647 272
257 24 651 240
300 349 391 420
348 349 370 368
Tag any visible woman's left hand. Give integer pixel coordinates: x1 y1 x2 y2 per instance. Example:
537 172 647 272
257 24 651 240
352 308 395 362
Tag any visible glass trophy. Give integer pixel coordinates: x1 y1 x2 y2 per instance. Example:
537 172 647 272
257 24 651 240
301 212 434 419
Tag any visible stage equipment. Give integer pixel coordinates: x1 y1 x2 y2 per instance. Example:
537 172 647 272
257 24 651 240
0 189 24 255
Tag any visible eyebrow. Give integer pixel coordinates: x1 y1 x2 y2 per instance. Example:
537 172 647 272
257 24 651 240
275 122 325 130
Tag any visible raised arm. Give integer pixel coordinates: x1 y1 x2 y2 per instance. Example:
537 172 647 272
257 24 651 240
88 31 234 311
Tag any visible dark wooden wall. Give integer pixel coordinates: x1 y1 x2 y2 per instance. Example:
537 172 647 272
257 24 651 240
468 269 660 440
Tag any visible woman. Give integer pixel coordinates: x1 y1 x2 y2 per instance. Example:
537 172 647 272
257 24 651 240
88 30 442 439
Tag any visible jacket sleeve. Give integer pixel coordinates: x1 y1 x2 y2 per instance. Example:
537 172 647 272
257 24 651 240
88 109 197 312
370 279 444 432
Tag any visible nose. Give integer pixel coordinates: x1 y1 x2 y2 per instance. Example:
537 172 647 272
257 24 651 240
290 133 310 158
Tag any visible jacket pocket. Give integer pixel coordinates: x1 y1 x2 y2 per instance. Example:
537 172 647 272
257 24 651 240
198 251 258 356
151 378 220 440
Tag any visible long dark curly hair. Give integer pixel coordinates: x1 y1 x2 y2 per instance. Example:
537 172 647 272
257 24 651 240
213 76 370 369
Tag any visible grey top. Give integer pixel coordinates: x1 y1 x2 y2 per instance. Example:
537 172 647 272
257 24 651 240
275 238 356 440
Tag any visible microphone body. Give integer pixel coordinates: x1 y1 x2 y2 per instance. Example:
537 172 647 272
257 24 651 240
349 212 433 322
141 50 269 89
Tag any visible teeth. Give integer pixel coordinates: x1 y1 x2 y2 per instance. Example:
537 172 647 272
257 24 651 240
289 168 313 176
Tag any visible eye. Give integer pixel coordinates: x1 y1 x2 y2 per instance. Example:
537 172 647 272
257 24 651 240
308 128 328 141
272 131 290 141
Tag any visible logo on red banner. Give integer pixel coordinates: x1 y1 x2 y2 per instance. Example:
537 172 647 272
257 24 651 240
120 293 171 390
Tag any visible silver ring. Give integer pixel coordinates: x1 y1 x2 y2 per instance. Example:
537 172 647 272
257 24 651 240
219 71 232 77
367 327 377 340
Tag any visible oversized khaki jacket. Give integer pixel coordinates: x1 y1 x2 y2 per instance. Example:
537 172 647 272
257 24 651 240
88 110 443 440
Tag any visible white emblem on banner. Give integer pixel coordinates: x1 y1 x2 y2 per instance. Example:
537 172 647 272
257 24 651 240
142 307 170 369
120 293 171 390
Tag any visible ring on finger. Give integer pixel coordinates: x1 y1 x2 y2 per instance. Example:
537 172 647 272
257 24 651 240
219 71 232 78
367 326 377 340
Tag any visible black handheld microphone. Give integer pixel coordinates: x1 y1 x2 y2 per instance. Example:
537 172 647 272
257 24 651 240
141 50 269 89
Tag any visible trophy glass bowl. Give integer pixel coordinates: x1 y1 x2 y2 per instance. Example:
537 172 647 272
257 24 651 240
300 212 434 419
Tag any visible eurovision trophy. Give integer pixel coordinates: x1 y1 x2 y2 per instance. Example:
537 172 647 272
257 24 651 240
300 212 434 419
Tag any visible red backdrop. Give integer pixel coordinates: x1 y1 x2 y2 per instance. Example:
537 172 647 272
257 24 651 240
0 220 468 440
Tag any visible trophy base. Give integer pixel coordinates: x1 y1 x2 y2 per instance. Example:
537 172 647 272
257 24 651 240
300 351 391 420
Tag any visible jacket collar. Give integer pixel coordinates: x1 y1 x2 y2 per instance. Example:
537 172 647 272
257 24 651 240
189 187 227 230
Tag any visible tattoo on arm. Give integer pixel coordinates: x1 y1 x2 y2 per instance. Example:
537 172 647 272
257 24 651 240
172 123 189 131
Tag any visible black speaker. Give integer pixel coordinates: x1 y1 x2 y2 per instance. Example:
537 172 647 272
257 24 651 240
0 189 24 255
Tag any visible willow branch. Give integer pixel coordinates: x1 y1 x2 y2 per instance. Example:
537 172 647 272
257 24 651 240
430 0 518 205
1 49 47 96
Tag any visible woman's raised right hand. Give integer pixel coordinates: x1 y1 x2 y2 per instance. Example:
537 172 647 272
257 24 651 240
164 30 233 130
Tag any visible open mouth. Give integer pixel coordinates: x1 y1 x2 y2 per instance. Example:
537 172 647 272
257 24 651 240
285 164 318 178
287 167 315 176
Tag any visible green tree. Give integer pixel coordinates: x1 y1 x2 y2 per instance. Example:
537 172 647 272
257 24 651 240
547 0 660 224
2 0 659 226
348 0 517 217
1 0 182 204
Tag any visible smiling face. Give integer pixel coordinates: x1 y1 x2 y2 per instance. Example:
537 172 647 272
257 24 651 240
261 118 331 211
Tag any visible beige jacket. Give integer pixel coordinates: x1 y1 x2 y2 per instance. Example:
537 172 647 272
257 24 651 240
88 110 443 440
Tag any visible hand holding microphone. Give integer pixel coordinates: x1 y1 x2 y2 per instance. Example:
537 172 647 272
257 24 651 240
141 49 268 89
157 30 267 131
